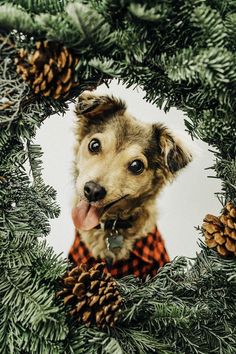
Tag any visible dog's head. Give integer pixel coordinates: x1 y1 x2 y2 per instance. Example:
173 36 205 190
73 92 192 230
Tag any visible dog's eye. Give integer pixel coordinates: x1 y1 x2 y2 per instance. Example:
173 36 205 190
88 139 101 153
128 160 144 175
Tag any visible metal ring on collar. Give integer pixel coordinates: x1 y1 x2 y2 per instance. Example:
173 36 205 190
112 219 118 230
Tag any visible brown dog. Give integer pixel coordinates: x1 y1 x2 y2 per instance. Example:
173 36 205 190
69 92 192 278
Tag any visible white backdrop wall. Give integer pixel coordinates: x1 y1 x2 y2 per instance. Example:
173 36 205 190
35 80 221 260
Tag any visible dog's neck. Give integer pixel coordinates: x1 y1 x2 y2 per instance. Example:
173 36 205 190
79 198 157 262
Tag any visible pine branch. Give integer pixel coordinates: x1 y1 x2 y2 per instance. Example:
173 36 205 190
165 47 235 88
3 0 69 14
191 4 227 47
89 57 124 77
128 3 170 22
66 2 112 52
225 13 236 50
0 4 38 34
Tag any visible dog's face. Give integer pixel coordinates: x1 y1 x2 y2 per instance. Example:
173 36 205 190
73 92 192 230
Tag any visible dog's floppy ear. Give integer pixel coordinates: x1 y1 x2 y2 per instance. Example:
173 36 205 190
153 124 192 174
76 91 126 120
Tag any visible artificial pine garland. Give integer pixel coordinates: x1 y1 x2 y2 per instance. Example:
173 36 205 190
0 1 236 354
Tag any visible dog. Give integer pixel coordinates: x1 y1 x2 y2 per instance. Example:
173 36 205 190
69 92 192 278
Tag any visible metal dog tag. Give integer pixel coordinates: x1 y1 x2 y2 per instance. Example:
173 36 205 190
106 233 124 252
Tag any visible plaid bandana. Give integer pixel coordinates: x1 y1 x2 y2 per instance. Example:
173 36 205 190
68 226 170 279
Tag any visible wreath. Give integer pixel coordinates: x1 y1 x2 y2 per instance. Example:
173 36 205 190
0 1 236 353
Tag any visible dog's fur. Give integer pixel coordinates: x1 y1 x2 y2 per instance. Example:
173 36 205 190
73 92 192 262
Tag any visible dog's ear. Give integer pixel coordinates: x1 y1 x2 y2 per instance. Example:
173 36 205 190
153 124 192 174
76 92 126 120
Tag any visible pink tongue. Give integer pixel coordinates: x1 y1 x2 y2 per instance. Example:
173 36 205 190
72 200 101 231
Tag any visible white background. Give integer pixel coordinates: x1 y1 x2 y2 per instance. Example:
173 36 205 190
35 80 221 260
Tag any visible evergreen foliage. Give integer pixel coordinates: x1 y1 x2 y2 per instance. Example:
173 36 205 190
0 0 235 353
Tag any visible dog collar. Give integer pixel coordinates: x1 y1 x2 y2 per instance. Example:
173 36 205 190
95 216 133 231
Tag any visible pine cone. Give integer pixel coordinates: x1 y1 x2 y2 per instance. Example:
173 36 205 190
15 40 80 100
202 202 236 256
57 263 123 328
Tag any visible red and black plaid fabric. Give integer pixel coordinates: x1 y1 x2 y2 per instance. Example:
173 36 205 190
68 226 170 279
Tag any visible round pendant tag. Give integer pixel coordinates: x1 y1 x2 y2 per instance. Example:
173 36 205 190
106 233 124 251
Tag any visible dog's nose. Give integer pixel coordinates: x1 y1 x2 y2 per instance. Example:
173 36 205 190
84 181 107 202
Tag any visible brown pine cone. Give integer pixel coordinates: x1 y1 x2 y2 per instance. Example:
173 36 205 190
202 202 236 256
15 40 80 100
57 262 123 328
